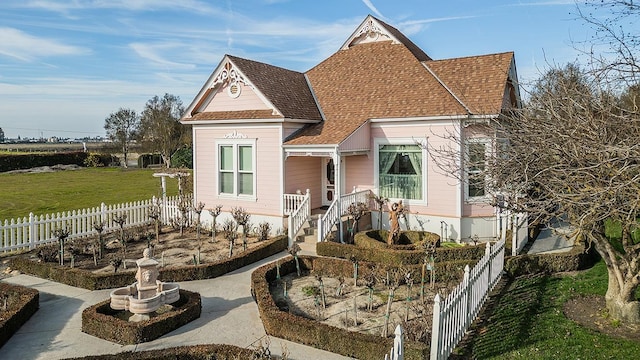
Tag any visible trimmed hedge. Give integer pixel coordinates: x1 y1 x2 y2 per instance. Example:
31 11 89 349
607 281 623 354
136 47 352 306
66 344 258 360
66 344 259 360
504 241 600 277
355 229 440 249
82 289 201 345
318 233 486 266
0 282 39 348
251 255 431 360
0 151 88 172
9 235 288 290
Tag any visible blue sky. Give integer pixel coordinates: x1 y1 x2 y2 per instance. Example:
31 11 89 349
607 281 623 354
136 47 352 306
0 0 603 139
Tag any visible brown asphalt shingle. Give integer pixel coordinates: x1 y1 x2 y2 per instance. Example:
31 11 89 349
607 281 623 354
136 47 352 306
426 52 514 115
285 41 468 145
191 110 281 121
227 55 323 121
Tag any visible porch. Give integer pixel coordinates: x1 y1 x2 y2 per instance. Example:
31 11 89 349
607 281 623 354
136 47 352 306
283 188 372 248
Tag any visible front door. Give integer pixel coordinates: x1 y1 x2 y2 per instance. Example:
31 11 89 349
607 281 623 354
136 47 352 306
322 158 335 206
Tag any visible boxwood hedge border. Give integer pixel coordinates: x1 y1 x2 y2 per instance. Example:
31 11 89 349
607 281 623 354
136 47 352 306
251 255 432 360
65 344 259 360
9 235 288 290
81 289 201 345
0 282 39 349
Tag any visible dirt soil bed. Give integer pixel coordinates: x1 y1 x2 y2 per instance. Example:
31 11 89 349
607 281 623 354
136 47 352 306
564 295 640 342
6 225 268 274
270 271 457 343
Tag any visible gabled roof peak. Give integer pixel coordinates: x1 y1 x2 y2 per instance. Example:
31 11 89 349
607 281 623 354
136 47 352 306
340 15 431 62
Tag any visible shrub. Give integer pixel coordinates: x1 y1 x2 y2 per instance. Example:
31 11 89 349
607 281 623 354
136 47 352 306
0 283 39 348
81 289 201 345
0 151 88 172
170 147 193 169
83 153 119 167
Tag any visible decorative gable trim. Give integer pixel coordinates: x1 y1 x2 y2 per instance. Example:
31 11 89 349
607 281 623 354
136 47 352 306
182 55 282 119
341 15 398 50
212 61 253 91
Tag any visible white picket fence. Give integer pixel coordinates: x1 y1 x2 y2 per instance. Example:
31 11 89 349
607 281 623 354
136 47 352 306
0 195 190 253
430 238 505 360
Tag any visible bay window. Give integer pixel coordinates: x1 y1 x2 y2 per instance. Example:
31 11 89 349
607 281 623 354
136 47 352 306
378 144 423 200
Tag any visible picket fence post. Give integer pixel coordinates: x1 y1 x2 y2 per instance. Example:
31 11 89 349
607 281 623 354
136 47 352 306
430 294 442 360
29 212 36 250
385 325 404 360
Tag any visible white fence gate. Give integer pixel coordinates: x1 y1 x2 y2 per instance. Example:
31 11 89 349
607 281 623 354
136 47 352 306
1 195 189 253
430 238 505 360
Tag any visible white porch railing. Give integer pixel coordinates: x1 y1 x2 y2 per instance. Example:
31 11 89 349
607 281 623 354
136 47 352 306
284 190 308 215
430 238 505 360
340 188 371 214
1 195 189 253
317 198 339 243
287 190 311 246
318 188 372 243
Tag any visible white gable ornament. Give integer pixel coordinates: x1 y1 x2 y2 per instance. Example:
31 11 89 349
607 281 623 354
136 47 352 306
348 18 393 48
212 61 252 98
224 130 248 139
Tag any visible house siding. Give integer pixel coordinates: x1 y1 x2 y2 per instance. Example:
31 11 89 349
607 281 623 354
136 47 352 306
370 123 460 217
204 83 271 113
193 125 282 217
284 156 323 210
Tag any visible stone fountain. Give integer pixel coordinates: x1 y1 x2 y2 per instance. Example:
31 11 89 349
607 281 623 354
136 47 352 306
110 248 180 322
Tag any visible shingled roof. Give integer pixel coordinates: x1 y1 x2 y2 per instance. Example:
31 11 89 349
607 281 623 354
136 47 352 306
426 52 515 115
286 41 468 145
184 15 517 148
227 56 323 121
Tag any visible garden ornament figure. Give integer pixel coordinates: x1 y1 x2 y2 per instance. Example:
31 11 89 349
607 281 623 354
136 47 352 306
387 200 404 245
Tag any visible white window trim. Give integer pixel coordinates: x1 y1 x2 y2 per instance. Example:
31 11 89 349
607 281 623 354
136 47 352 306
373 137 427 205
216 138 257 201
464 138 491 203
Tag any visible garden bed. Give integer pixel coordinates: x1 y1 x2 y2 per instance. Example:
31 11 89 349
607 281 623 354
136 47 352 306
251 255 449 360
82 289 201 345
9 228 288 290
318 229 487 266
0 282 39 348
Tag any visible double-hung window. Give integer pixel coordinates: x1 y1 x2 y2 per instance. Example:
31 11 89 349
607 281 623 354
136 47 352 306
218 139 255 198
465 139 489 199
377 143 424 201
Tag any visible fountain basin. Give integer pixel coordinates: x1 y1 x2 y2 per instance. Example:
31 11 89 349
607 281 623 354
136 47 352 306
110 281 180 315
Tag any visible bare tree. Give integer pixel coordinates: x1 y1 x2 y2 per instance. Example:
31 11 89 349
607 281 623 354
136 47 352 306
104 108 139 168
430 61 640 323
138 93 190 168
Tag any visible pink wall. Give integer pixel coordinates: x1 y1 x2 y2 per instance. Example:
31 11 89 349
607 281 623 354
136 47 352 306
284 156 323 210
204 83 271 112
344 155 373 191
193 125 282 217
370 123 461 217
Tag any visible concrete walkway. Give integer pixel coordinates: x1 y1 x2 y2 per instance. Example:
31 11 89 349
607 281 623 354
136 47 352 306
526 218 575 255
0 253 354 360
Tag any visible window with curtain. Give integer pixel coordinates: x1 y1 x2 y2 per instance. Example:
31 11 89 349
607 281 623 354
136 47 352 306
218 142 255 197
378 144 423 200
466 141 488 198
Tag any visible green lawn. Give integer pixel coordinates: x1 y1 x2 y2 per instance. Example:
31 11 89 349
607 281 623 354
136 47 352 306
462 260 640 359
0 168 181 221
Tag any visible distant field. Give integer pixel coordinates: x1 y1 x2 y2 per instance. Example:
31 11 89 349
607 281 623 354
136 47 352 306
0 168 181 221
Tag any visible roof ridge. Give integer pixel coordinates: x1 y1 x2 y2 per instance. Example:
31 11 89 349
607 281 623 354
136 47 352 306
422 62 472 114
426 51 514 63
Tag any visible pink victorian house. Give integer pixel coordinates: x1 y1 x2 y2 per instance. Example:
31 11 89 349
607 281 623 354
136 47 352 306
181 15 524 247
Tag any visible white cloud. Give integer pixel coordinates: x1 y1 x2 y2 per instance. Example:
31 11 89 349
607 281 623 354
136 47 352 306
16 0 221 14
129 42 197 70
0 27 87 61
361 0 386 21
